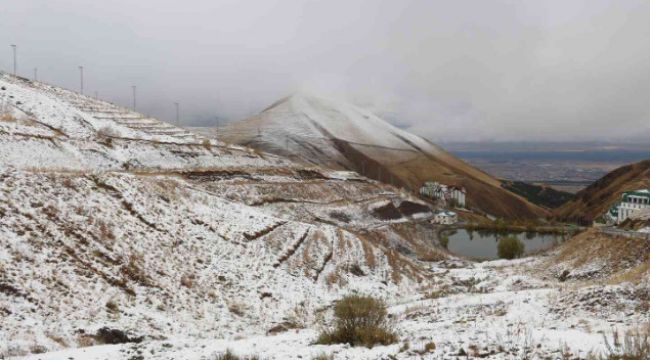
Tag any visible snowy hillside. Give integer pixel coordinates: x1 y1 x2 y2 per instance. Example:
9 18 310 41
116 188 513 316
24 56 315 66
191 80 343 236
0 73 295 171
0 73 440 357
212 94 548 220
2 73 646 360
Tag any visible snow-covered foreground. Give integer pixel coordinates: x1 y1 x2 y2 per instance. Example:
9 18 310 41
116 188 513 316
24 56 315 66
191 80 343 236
0 73 435 357
12 254 647 360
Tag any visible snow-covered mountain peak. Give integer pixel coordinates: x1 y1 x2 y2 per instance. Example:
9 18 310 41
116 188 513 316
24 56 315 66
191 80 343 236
258 93 441 153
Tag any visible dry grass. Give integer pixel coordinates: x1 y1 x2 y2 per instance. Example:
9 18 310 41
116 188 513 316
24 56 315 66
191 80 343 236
360 238 377 269
213 350 260 360
311 354 333 360
0 113 16 122
600 323 650 360
120 253 153 287
385 250 403 284
609 260 650 285
180 273 195 288
228 303 246 317
416 247 446 262
251 147 266 159
325 268 347 288
550 229 650 279
413 341 436 354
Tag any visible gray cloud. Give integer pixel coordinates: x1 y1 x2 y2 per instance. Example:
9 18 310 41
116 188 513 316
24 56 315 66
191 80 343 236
2 0 650 142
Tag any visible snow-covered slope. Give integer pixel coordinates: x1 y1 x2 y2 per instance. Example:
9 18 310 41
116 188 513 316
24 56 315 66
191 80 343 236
0 74 440 357
2 74 645 360
212 94 549 220
0 73 295 171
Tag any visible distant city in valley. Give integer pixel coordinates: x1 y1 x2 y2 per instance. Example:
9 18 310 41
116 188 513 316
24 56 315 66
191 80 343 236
444 142 650 193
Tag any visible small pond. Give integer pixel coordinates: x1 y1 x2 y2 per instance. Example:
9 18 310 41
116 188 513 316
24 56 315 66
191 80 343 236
441 229 566 260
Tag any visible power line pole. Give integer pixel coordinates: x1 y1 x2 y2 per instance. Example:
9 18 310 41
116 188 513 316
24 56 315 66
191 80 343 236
78 66 84 94
131 85 136 110
174 102 179 125
10 44 16 75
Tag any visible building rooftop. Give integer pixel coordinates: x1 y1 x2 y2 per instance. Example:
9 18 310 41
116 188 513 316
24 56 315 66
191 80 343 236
623 189 650 197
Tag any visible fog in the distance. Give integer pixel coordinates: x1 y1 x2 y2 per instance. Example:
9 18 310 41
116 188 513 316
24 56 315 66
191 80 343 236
2 0 650 142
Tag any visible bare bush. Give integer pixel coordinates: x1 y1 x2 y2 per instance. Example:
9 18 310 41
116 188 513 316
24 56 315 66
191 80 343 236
497 236 525 259
317 295 397 348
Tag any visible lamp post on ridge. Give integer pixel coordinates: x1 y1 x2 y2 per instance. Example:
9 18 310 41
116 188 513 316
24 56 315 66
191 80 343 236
10 45 16 75
78 66 84 95
131 85 136 111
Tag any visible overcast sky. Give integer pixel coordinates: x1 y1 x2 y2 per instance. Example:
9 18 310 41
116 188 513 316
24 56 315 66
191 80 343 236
2 0 650 142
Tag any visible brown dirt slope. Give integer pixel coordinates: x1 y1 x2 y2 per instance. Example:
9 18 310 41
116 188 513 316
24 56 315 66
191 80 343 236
555 160 650 225
546 228 650 282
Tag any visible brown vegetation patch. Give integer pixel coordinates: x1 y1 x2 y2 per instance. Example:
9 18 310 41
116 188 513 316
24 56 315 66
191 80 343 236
121 253 155 287
295 169 327 180
550 229 650 281
243 222 286 241
397 200 431 216
555 160 650 225
183 170 254 182
372 202 402 220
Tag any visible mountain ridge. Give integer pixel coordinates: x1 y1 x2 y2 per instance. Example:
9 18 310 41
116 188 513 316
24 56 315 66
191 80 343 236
555 159 650 224
212 94 549 220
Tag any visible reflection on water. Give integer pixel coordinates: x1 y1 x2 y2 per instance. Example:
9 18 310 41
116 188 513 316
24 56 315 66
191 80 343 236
442 228 566 260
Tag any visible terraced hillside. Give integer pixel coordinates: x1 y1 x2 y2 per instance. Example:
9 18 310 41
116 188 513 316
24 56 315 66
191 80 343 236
0 73 439 357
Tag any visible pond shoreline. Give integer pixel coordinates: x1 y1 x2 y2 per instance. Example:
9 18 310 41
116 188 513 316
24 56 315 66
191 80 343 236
461 222 583 236
437 226 570 261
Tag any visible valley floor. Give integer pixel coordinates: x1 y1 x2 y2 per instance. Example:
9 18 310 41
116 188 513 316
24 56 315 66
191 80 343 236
14 248 647 360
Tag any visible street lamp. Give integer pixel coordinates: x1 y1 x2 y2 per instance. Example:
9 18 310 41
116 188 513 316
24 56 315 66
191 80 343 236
174 102 179 125
78 66 84 94
131 85 136 110
10 45 16 75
